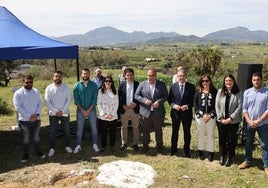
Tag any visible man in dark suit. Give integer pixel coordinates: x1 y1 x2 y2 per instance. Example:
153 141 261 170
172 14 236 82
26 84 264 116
135 68 168 154
168 69 195 157
118 68 140 152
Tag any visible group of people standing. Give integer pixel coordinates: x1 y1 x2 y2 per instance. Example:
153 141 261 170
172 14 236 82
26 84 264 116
13 66 268 175
169 68 268 175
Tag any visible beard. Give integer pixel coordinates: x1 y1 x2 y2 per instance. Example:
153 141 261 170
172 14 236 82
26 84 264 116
24 85 33 90
82 76 89 81
54 80 62 84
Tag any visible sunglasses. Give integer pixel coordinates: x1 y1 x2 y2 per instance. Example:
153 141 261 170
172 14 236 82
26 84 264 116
25 81 33 84
201 80 209 83
105 80 112 83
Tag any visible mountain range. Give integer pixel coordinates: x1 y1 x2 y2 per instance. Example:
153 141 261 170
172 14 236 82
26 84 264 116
53 26 268 46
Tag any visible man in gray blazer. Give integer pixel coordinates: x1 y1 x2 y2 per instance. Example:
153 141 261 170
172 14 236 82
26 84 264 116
135 68 168 154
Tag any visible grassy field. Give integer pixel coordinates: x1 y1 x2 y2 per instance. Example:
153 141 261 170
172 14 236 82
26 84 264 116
0 72 267 187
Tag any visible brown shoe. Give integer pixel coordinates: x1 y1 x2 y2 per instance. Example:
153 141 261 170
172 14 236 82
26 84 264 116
238 161 251 169
265 167 268 175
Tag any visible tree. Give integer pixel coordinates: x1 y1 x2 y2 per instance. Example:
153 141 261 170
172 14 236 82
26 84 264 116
0 60 17 87
80 50 129 69
172 51 192 74
190 47 223 76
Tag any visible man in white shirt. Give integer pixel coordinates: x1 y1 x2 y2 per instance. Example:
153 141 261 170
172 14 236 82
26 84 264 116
118 68 140 152
45 70 73 157
13 75 45 162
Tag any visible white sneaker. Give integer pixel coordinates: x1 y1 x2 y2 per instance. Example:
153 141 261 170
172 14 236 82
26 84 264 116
93 144 100 152
73 145 81 154
48 148 55 157
11 125 22 131
65 147 73 153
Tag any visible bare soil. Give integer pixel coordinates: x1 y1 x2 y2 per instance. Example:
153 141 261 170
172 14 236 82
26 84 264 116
0 163 101 188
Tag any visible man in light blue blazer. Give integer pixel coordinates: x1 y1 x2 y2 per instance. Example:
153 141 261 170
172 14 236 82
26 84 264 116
135 68 168 154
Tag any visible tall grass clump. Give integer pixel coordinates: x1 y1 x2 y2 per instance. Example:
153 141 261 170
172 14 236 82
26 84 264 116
0 96 13 115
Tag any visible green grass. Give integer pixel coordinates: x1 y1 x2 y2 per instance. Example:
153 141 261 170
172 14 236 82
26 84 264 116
0 119 266 187
0 75 267 187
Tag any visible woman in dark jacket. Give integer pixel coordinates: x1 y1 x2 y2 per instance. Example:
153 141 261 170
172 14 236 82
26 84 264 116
194 74 217 162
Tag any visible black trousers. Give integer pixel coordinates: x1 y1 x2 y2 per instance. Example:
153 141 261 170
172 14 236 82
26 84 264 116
171 113 192 153
217 122 239 157
99 119 117 148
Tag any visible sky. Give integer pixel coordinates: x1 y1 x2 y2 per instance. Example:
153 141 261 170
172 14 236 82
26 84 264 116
1 0 268 37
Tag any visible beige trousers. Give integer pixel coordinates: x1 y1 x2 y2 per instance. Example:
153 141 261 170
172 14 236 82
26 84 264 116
120 109 140 145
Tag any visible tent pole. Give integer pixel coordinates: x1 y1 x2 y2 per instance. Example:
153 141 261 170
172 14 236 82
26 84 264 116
54 59 57 70
76 59 79 81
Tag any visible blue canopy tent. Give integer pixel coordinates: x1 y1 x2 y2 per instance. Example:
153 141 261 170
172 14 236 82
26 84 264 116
0 6 80 81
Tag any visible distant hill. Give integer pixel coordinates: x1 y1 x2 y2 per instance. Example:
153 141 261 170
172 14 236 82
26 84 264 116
53 26 268 46
204 26 268 42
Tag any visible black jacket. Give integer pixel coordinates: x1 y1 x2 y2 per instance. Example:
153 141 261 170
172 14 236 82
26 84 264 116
118 80 140 114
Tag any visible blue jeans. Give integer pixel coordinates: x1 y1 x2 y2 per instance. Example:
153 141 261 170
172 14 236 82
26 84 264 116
49 116 70 149
19 120 42 154
245 124 268 168
76 108 98 146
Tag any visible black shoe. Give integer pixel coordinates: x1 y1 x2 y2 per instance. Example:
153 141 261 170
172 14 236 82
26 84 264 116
219 156 225 166
141 146 149 154
111 146 116 153
199 150 205 160
208 152 214 162
170 148 177 156
170 151 176 156
133 145 139 152
120 144 127 151
37 151 46 159
21 153 28 163
184 151 191 158
157 147 163 154
225 157 232 167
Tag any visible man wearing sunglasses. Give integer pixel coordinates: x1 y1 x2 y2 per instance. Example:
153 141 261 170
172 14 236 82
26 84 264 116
13 75 45 162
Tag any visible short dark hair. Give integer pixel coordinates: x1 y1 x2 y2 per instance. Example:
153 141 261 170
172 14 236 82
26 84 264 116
82 68 90 73
252 72 263 79
22 75 33 82
124 68 134 74
54 70 63 75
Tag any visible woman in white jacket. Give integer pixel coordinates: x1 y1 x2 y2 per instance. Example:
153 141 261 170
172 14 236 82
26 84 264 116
215 74 243 167
97 75 119 152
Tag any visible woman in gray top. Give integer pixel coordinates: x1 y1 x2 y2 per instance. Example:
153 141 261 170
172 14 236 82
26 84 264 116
215 74 243 167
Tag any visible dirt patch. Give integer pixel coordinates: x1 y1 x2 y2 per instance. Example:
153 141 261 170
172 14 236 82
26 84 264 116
0 160 156 188
0 163 99 188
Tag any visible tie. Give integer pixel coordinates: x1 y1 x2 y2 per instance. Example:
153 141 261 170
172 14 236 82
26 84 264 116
180 85 184 98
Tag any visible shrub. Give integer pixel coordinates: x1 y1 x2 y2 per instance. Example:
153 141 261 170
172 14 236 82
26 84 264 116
0 97 13 115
